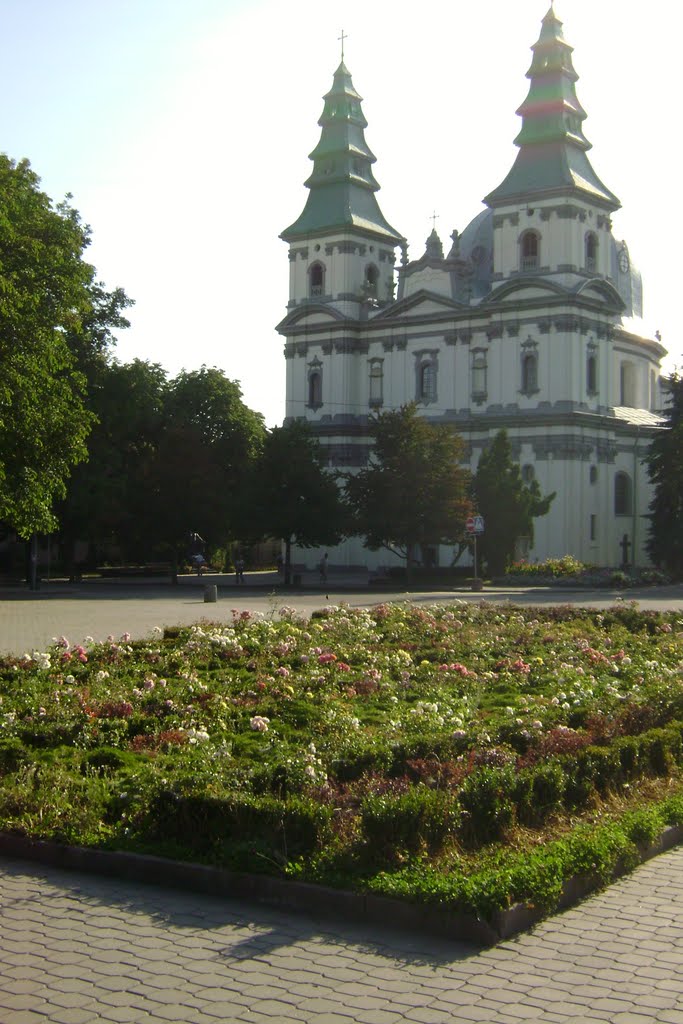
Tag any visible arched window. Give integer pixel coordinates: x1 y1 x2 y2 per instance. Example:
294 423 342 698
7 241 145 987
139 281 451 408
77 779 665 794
521 352 538 393
650 369 657 410
369 359 383 406
419 362 436 402
585 232 598 272
620 361 635 407
520 231 540 271
471 351 487 399
614 472 632 516
309 262 325 297
307 369 322 408
521 464 535 484
586 354 597 394
364 264 379 298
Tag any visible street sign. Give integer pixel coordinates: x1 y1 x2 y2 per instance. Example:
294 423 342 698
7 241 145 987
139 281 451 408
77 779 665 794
466 515 485 534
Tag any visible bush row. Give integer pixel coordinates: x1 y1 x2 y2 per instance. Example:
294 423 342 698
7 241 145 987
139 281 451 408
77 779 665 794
357 722 683 856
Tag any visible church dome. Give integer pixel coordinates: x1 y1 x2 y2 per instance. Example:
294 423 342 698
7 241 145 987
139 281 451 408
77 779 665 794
458 208 494 297
610 238 643 318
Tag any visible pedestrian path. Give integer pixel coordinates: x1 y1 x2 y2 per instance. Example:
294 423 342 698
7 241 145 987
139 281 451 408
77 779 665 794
1 846 682 1023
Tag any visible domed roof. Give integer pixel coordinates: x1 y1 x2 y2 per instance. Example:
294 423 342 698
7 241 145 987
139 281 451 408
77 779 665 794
458 208 494 297
611 238 643 318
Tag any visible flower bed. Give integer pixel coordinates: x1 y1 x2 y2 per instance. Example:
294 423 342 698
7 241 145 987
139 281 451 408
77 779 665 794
503 556 672 588
1 603 682 924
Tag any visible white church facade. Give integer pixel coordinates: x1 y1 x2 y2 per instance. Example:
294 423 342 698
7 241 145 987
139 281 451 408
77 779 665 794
277 5 666 572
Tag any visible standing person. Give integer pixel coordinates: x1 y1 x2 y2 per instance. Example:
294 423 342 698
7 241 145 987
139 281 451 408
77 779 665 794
319 552 328 583
235 556 245 584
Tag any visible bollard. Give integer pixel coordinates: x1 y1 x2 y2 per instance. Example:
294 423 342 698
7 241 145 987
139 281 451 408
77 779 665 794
204 584 218 603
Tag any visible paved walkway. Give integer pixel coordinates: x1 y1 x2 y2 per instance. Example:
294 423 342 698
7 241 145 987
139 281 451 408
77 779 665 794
1 578 681 658
1 847 682 1023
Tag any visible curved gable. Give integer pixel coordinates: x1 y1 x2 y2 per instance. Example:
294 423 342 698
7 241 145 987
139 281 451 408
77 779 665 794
574 278 625 311
488 277 568 304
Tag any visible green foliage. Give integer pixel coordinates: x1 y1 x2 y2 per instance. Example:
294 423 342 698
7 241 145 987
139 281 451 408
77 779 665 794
474 430 555 576
459 766 516 843
241 420 346 579
646 372 683 577
360 787 460 862
146 790 333 868
0 156 131 536
344 404 471 571
1 604 682 928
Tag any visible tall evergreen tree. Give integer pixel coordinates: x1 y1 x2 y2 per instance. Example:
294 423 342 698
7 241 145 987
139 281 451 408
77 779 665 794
473 430 554 576
646 373 683 577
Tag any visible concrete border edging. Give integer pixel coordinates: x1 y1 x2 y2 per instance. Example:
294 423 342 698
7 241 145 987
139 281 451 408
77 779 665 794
1 826 681 947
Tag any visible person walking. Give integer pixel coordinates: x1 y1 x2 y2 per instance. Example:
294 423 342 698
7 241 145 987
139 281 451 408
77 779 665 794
319 552 328 584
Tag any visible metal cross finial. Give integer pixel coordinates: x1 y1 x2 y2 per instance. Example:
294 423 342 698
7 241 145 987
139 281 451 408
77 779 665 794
338 29 348 61
430 211 439 231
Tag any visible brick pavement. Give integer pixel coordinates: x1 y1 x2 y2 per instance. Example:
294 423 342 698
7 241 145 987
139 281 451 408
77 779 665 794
1 847 682 1024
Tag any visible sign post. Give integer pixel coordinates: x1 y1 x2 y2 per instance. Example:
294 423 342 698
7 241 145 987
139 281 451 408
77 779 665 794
465 515 485 590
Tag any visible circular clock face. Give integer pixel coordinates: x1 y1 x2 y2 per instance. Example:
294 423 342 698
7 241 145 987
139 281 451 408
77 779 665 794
618 247 630 274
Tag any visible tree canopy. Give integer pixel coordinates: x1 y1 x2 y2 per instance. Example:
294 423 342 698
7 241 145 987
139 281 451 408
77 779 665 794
0 156 130 537
473 430 554 576
344 404 471 570
646 372 683 577
241 420 346 582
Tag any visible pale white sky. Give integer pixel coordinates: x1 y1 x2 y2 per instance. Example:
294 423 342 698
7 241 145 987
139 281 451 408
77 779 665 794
1 0 680 426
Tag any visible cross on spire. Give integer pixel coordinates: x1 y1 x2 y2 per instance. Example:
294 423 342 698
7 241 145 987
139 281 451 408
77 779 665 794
430 211 439 231
338 29 348 61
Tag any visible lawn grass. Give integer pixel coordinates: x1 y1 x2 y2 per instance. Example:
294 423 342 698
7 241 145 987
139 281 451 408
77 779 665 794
1 601 681 923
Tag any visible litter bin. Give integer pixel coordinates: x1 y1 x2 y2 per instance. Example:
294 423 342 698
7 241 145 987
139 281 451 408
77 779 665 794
204 584 218 603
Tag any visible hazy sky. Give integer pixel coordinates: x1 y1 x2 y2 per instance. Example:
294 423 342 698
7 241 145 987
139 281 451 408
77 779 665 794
2 0 680 426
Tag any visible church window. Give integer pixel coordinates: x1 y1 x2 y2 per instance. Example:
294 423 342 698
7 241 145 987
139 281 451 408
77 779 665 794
590 514 597 542
471 351 487 399
520 231 540 271
521 464 535 483
620 361 635 407
309 262 325 297
364 264 379 297
650 369 657 410
369 359 383 406
307 367 323 408
521 352 538 393
585 232 598 272
590 465 598 484
419 362 436 402
614 472 632 516
586 353 598 394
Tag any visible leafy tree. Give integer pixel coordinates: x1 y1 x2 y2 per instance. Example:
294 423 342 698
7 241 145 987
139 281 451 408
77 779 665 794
646 372 683 577
0 156 105 537
241 420 346 584
473 430 554 576
140 367 266 569
57 360 166 573
344 404 471 573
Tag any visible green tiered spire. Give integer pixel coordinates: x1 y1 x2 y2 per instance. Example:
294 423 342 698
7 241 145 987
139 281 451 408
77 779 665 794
485 5 619 208
281 61 404 243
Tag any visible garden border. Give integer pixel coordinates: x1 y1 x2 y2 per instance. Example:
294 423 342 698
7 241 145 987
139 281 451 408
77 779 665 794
1 825 681 947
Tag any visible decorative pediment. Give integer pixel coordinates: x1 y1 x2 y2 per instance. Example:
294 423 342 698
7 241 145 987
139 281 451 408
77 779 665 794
372 289 467 323
276 304 349 333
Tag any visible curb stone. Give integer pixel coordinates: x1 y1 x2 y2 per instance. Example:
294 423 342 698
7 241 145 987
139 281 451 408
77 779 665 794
1 825 682 946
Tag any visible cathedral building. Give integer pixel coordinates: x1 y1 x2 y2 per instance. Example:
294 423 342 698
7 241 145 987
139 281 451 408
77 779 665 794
277 5 666 572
